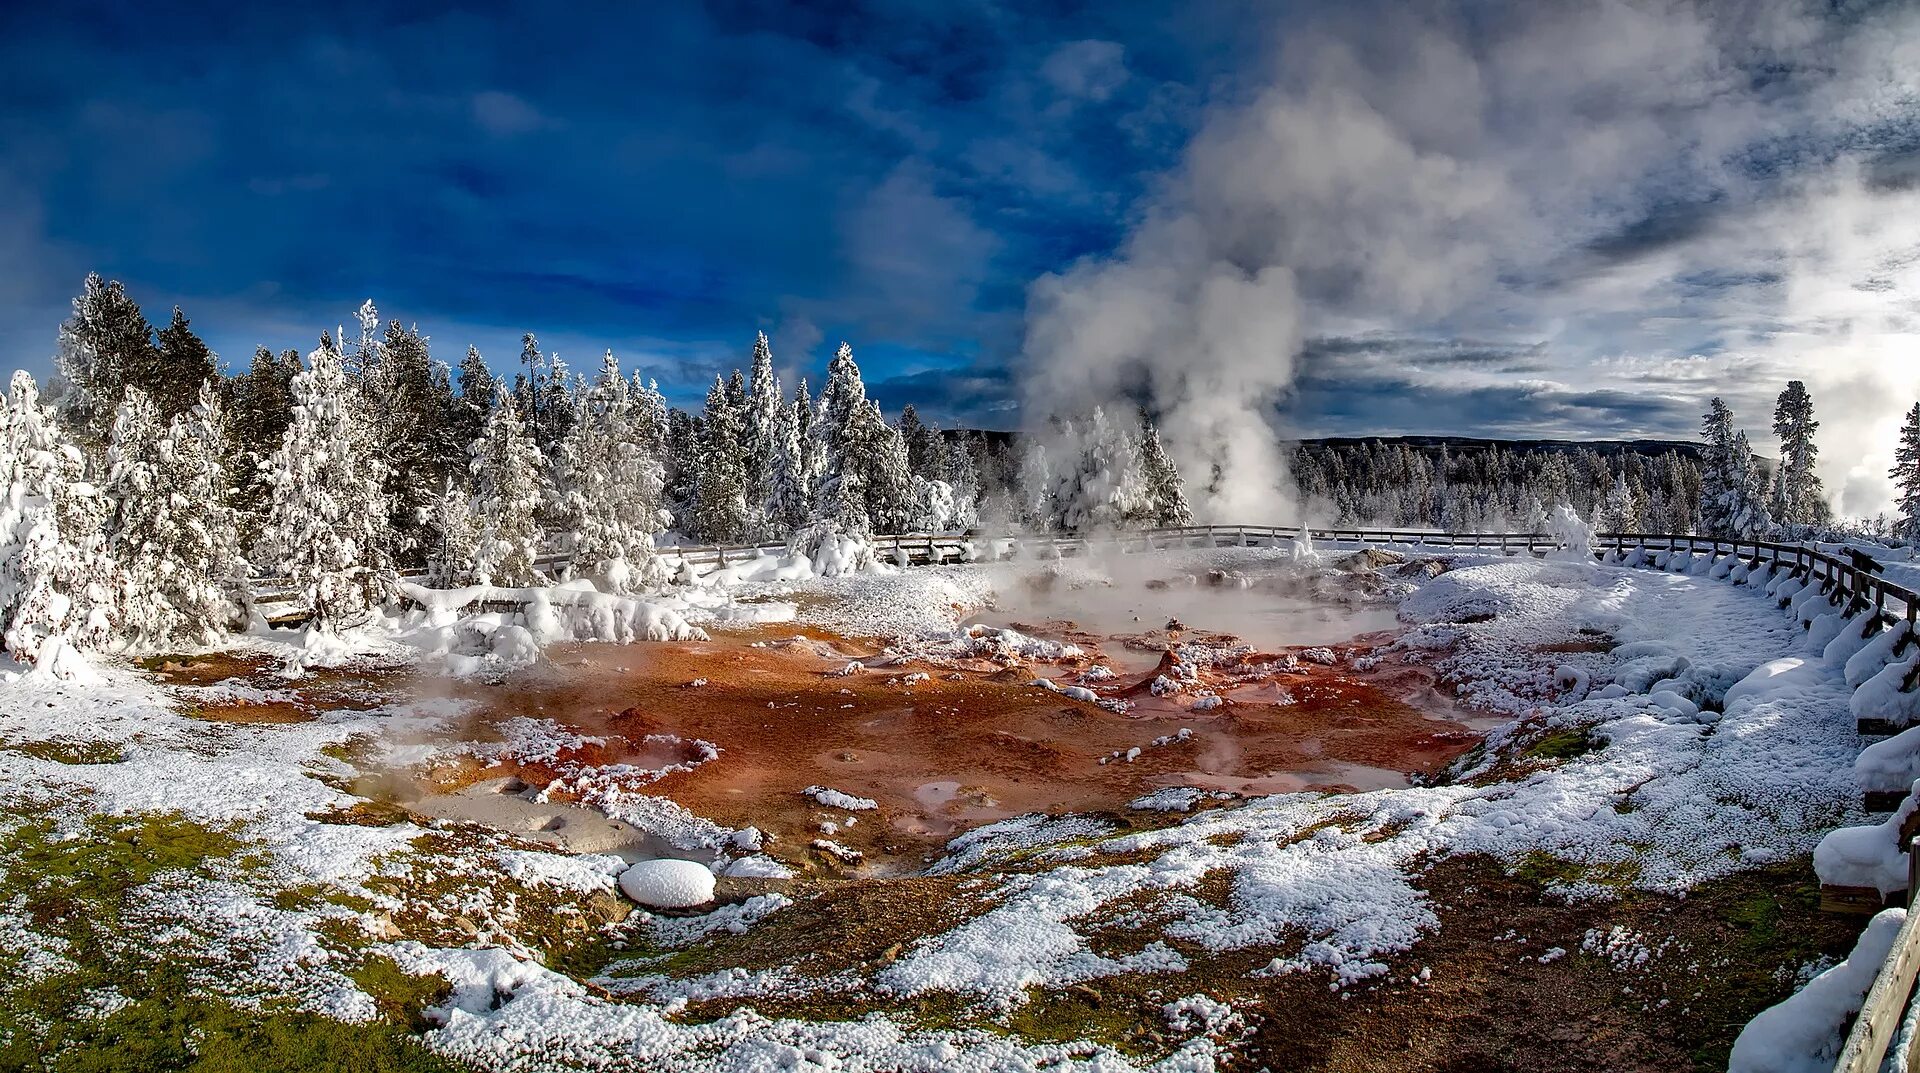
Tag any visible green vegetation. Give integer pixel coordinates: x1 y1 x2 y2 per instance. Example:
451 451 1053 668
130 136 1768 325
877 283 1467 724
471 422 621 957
1511 848 1640 889
0 740 125 766
1524 728 1598 761
0 811 469 1073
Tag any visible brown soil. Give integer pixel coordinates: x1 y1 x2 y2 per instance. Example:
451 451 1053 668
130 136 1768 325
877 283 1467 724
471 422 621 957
428 627 1484 869
1231 856 1860 1073
650 851 1853 1072
189 700 315 724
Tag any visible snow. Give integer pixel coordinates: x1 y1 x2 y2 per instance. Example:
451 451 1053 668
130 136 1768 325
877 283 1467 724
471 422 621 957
1814 788 1919 894
802 786 878 811
1729 908 1905 1073
0 532 1903 1071
617 859 718 909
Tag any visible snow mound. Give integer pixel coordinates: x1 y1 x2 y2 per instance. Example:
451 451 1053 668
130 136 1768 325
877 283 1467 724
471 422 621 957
803 786 878 811
617 859 717 909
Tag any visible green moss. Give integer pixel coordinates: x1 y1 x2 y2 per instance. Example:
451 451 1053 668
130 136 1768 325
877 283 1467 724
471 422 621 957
4 813 249 922
1 980 468 1073
1525 729 1597 761
0 740 125 766
348 957 453 1033
1003 987 1148 1051
1511 849 1640 889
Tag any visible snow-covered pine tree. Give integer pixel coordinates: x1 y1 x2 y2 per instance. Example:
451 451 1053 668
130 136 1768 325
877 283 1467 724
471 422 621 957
557 351 669 592
154 306 217 420
468 386 546 587
1596 472 1638 533
662 408 700 534
426 477 480 587
1016 438 1059 532
1056 406 1142 532
346 300 383 384
173 381 247 633
1892 403 1920 544
766 387 812 535
54 274 161 444
104 382 246 648
1518 495 1549 534
692 376 750 543
899 404 942 478
1769 380 1829 537
516 332 544 434
453 345 498 449
254 334 397 631
811 343 863 479
536 349 575 456
742 333 784 540
938 433 981 531
225 345 299 533
372 319 454 560
1135 411 1192 528
1697 397 1738 537
104 389 173 643
1722 431 1773 539
794 378 822 498
629 374 672 533
0 372 115 672
862 401 915 532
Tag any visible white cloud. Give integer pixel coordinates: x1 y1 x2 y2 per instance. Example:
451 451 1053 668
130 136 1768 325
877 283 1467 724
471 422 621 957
1022 0 1920 518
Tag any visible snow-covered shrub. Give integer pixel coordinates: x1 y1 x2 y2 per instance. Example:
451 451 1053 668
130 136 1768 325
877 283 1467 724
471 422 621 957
786 519 883 578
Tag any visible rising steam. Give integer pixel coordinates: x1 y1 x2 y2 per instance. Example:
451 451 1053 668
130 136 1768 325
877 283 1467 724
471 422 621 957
1021 1 1920 520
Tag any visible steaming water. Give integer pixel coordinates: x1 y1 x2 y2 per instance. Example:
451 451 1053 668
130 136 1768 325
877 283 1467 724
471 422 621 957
967 567 1401 670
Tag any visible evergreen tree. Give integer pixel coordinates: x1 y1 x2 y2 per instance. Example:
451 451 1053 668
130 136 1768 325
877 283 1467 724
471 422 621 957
54 274 161 444
1597 472 1638 533
900 404 941 477
1056 407 1142 531
1769 380 1829 537
468 386 545 587
105 383 245 647
692 377 750 543
1136 412 1192 527
1723 431 1773 539
254 334 396 632
662 408 700 534
1892 403 1920 544
766 388 812 535
426 477 480 587
371 319 454 559
556 351 669 591
154 307 217 419
938 433 982 531
453 345 498 448
742 333 784 539
629 374 672 531
225 346 300 534
1697 397 1739 537
807 344 909 533
0 372 115 672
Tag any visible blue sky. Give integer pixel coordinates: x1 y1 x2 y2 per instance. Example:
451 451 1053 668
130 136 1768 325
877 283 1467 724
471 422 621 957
0 0 1258 417
5 1 1920 514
